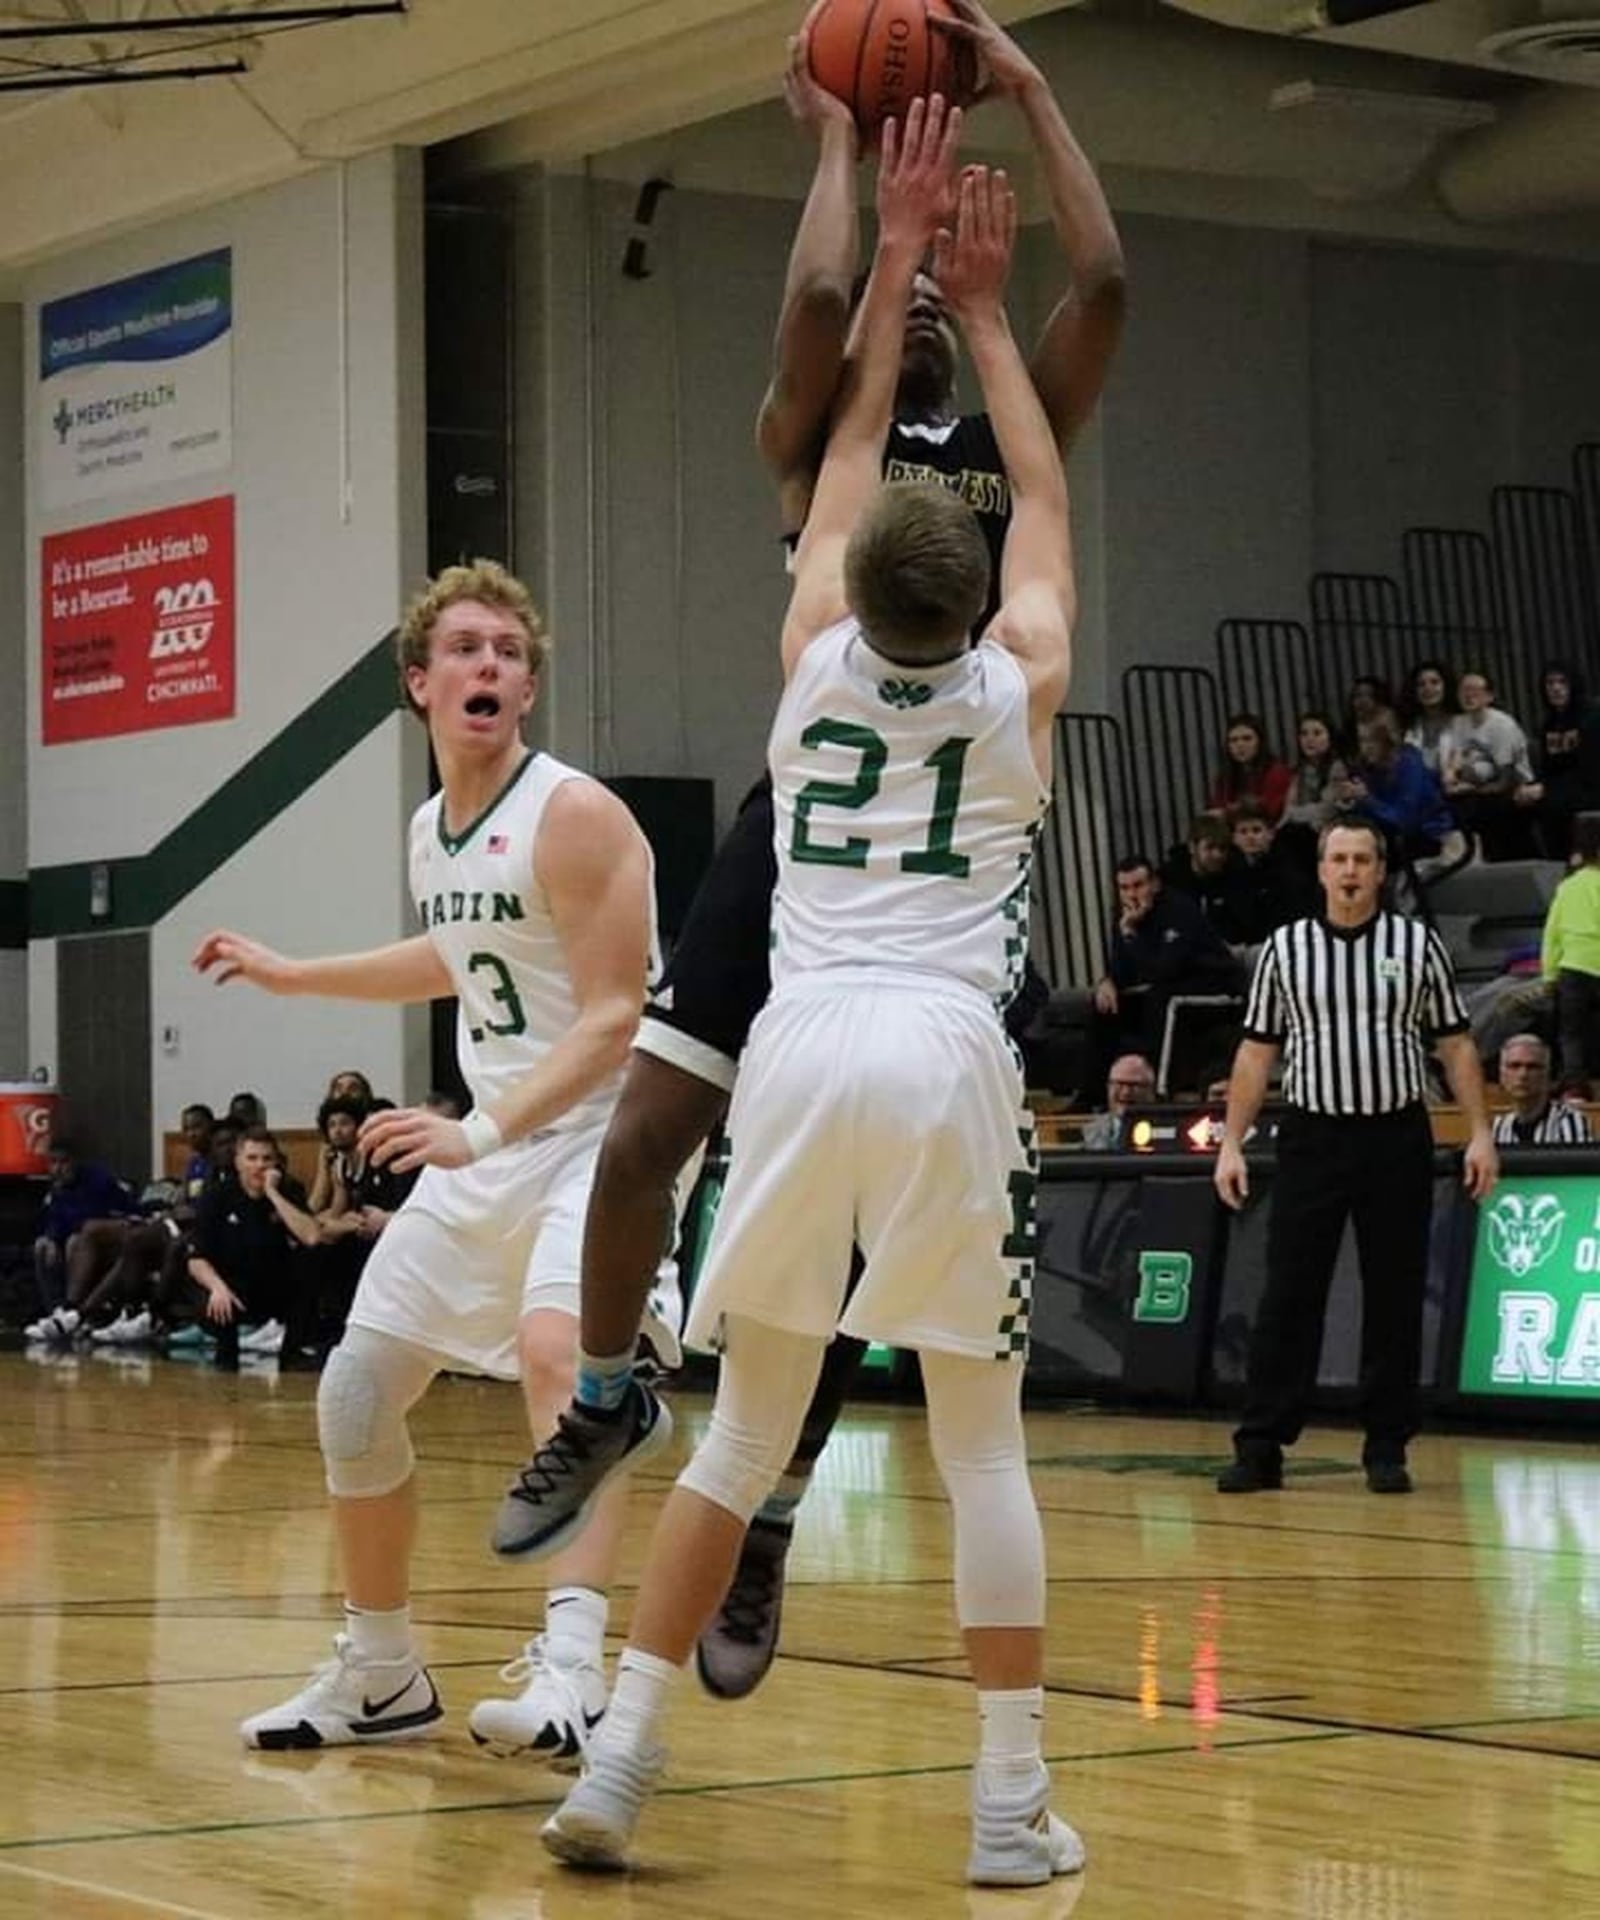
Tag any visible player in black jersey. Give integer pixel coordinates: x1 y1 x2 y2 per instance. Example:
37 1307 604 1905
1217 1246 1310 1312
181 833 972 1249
492 0 1124 1691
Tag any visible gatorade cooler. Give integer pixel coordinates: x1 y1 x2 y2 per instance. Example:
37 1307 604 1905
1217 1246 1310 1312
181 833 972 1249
0 1085 59 1176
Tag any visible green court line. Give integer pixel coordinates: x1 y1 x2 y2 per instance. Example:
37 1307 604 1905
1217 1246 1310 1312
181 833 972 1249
0 1729 1359 1857
26 630 399 939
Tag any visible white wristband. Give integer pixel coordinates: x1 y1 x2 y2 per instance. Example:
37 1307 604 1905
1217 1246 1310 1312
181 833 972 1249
460 1110 504 1161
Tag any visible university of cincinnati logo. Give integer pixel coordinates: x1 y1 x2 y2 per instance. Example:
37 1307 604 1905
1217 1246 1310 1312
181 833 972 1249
878 678 932 709
1486 1192 1565 1277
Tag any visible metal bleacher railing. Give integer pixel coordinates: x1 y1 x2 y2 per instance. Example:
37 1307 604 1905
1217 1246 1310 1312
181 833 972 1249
1034 711 1133 990
1036 443 1600 994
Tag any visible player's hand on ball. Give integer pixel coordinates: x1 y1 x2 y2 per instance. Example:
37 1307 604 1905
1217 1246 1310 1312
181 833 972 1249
932 165 1016 315
784 23 856 138
930 0 1042 102
360 1104 472 1175
192 929 300 994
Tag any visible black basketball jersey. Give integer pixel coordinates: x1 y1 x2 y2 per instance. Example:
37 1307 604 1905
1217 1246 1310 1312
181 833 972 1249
883 412 1009 627
783 411 1011 631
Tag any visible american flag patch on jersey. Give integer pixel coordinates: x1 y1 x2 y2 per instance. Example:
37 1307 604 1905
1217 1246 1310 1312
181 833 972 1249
487 833 510 853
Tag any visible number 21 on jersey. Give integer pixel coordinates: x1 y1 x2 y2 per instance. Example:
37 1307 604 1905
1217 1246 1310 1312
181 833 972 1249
789 718 972 876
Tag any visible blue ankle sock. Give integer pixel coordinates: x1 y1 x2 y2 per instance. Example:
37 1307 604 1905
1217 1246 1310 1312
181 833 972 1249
576 1345 636 1413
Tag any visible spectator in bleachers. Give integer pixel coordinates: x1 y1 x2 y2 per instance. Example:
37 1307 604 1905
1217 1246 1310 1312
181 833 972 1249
227 1090 267 1128
1442 669 1536 862
1229 800 1315 946
1161 813 1243 934
1492 1033 1592 1146
1208 712 1290 824
1400 658 1458 780
1282 712 1349 834
1340 713 1456 869
1520 662 1600 862
23 1141 139 1342
1542 812 1600 1097
1343 676 1396 749
177 1127 320 1368
1278 710 1349 877
1091 854 1243 1102
1081 1053 1157 1150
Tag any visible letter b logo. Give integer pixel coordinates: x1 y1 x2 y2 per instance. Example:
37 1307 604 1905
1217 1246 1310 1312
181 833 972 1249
1133 1251 1193 1324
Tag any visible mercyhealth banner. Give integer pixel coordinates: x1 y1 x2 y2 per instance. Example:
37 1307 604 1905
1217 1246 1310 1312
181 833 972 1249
38 250 232 510
41 496 236 746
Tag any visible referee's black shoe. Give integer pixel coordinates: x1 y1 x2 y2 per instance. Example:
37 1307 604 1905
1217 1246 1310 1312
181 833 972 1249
1364 1459 1413 1495
1216 1448 1283 1493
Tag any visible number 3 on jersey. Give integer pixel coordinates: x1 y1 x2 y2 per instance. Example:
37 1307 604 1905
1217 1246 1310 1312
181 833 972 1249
466 950 527 1042
790 719 972 876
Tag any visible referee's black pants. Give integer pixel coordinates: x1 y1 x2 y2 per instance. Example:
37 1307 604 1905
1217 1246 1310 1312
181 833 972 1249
1234 1103 1434 1465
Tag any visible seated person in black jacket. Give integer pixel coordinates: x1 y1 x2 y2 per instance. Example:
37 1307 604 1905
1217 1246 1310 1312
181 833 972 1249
1226 800 1316 949
1160 813 1242 936
173 1127 320 1366
1090 854 1244 1100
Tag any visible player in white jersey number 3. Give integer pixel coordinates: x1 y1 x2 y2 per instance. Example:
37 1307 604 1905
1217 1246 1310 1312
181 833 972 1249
193 561 669 1762
543 99 1083 1888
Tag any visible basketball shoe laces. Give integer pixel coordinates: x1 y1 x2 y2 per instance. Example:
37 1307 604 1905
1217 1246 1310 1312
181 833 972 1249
509 1405 609 1506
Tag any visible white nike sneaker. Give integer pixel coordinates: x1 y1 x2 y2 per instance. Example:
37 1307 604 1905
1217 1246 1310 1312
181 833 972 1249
967 1766 1086 1887
238 1318 285 1355
468 1636 607 1769
239 1634 442 1751
541 1732 666 1869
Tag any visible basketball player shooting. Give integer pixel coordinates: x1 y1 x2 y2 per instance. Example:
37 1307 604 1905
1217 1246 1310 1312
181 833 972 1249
543 102 1084 1888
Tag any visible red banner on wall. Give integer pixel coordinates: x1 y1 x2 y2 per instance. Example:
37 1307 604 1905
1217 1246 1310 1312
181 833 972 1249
41 494 235 745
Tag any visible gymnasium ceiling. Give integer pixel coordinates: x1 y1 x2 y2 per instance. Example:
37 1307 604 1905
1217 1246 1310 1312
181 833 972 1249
2 0 1600 284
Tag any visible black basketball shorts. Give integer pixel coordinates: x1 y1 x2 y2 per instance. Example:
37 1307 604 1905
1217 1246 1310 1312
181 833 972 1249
634 780 776 1093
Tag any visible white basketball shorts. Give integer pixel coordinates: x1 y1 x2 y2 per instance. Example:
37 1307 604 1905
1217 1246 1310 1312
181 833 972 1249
683 977 1037 1363
346 1118 604 1380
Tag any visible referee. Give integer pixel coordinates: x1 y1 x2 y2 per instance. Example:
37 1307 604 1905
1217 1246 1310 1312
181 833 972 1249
1213 820 1498 1495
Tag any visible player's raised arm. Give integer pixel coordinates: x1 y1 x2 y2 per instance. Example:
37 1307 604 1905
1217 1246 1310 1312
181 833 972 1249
934 0 1125 447
757 19 861 530
782 94 962 676
938 167 1074 763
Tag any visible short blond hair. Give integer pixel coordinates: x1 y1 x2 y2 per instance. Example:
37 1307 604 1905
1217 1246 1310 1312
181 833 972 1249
844 481 989 664
395 560 550 717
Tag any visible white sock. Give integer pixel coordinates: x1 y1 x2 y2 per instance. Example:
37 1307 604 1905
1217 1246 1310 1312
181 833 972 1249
344 1603 413 1665
977 1686 1045 1793
545 1585 608 1667
597 1646 681 1752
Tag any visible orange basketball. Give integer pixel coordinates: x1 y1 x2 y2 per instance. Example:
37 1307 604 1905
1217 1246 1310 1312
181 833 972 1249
806 0 978 139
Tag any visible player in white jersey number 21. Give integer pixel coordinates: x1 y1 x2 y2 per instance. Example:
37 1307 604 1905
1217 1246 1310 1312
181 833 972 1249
544 100 1084 1890
193 561 669 1766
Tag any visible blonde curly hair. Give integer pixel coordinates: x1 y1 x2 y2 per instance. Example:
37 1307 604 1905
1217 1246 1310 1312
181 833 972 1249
394 560 550 717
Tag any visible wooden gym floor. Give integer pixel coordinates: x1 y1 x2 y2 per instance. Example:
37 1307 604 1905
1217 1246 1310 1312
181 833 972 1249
2 1348 1598 1918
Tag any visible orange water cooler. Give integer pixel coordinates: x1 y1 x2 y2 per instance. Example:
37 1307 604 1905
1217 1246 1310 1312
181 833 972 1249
0 1086 59 1176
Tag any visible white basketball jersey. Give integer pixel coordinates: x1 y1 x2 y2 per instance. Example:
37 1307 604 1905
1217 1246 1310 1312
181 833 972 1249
409 751 642 1132
768 621 1049 1003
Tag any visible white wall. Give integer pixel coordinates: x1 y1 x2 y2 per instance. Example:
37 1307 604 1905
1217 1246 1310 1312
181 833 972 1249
22 151 428 1154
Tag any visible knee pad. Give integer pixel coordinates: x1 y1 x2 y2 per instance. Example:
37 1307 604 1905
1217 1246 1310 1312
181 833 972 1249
317 1338 418 1499
677 1411 789 1523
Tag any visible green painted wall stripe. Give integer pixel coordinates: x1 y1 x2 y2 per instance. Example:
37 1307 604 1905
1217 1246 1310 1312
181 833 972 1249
27 631 400 941
0 880 24 950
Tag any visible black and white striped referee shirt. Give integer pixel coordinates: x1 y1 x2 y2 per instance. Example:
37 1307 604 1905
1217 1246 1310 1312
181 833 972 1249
1243 912 1469 1116
1491 1103 1593 1146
